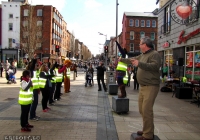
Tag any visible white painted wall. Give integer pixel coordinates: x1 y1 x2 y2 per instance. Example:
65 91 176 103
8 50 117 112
1 1 21 49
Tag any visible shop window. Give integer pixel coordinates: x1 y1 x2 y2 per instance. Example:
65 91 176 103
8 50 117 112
135 19 139 27
130 31 134 40
129 19 134 26
146 20 150 27
36 31 42 38
130 43 134 52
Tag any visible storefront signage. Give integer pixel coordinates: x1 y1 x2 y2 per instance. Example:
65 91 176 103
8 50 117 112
162 42 170 48
170 0 198 25
177 28 200 44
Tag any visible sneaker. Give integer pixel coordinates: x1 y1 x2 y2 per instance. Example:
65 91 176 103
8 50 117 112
46 107 51 110
21 127 31 132
36 116 40 119
43 109 48 112
26 124 34 128
30 117 38 121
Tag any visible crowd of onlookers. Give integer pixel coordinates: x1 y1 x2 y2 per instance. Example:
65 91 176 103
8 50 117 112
0 59 18 83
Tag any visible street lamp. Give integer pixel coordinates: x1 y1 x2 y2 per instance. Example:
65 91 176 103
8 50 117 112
115 0 119 62
98 32 108 67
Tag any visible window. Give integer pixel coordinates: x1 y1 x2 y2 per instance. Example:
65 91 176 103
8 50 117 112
23 21 28 27
130 31 134 40
135 19 139 27
188 0 198 23
130 43 134 52
9 14 13 18
129 19 134 26
23 32 28 38
141 20 145 27
8 38 12 48
15 5 17 7
24 9 28 16
150 32 155 40
140 31 145 38
146 20 150 27
4 5 6 7
152 20 156 27
36 32 42 38
37 21 42 26
8 23 13 31
162 6 170 33
37 9 42 16
10 5 12 7
36 43 42 49
23 43 27 48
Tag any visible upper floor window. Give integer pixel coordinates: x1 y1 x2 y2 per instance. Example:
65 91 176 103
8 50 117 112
23 32 28 38
141 20 145 27
24 9 29 16
161 6 170 33
150 32 155 40
23 21 28 27
129 19 134 26
37 9 42 16
135 19 139 27
37 21 42 26
9 14 13 18
146 20 150 27
8 38 12 48
140 31 145 38
152 20 156 27
130 31 134 40
8 23 13 31
130 43 134 52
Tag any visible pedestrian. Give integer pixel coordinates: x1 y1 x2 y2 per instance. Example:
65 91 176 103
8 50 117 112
7 61 17 83
73 63 78 77
120 36 161 140
54 64 64 100
162 63 168 78
28 54 40 121
0 60 4 77
19 70 34 132
39 64 54 112
3 60 10 81
96 61 107 92
88 64 94 84
133 66 139 90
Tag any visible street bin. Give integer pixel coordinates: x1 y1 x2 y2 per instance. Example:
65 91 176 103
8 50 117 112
106 71 116 88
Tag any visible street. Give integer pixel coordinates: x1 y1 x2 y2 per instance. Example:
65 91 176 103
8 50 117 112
0 69 200 140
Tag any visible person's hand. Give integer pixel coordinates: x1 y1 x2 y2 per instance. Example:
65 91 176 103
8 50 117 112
131 59 139 67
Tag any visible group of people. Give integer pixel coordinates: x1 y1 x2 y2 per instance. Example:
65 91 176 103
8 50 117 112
19 54 72 132
0 60 17 83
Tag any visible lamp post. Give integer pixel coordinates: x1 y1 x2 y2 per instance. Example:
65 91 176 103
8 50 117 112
115 0 119 62
98 32 107 67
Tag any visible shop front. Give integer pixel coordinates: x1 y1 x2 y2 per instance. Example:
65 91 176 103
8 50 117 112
1 49 19 63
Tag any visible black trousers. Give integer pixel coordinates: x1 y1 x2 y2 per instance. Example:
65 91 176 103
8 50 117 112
49 83 56 104
40 88 50 110
0 68 3 77
20 104 31 127
30 89 39 119
54 82 62 100
133 78 139 90
97 75 106 91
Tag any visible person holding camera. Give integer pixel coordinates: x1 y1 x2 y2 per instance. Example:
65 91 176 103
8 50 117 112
96 61 107 92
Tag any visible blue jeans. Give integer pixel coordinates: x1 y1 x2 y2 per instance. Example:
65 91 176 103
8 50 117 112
30 89 39 119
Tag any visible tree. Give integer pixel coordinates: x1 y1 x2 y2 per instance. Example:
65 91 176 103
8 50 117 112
20 5 43 59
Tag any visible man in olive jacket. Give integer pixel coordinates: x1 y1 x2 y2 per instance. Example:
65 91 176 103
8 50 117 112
120 36 161 140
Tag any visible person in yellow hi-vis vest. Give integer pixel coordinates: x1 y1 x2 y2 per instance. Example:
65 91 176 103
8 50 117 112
63 59 72 93
19 70 34 132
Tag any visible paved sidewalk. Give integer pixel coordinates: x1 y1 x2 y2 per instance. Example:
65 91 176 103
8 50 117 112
0 69 200 140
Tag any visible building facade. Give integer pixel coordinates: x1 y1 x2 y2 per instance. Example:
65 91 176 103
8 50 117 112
122 12 158 57
157 0 200 81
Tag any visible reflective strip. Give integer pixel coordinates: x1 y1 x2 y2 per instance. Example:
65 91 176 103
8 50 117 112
116 62 127 71
123 71 128 84
55 68 63 82
39 77 47 88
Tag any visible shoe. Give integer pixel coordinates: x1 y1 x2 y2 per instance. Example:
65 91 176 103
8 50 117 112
46 107 51 110
30 117 38 121
21 127 31 132
105 90 107 92
26 124 34 128
43 109 48 112
135 136 153 140
98 89 102 91
137 131 143 135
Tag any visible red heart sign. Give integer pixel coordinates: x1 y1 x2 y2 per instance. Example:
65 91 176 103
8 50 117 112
176 5 192 19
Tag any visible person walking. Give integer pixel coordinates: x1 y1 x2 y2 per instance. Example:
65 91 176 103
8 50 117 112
88 64 94 85
0 60 3 77
162 63 168 78
96 61 107 92
133 66 139 90
19 70 34 132
4 60 10 81
120 36 161 140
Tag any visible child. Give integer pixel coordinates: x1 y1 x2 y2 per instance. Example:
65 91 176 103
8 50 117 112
18 70 34 132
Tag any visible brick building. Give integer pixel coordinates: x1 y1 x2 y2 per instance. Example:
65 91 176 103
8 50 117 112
121 12 158 57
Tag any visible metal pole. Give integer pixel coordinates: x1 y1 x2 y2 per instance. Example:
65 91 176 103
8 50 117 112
115 0 118 62
105 35 107 68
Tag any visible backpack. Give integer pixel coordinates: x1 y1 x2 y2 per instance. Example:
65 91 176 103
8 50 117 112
160 86 172 92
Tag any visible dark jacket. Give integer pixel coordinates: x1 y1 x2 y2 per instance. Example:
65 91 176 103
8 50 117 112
96 65 106 76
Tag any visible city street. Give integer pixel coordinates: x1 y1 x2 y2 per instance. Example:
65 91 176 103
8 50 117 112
0 69 200 140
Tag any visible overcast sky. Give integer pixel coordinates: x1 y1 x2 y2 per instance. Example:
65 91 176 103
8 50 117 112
1 0 158 55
